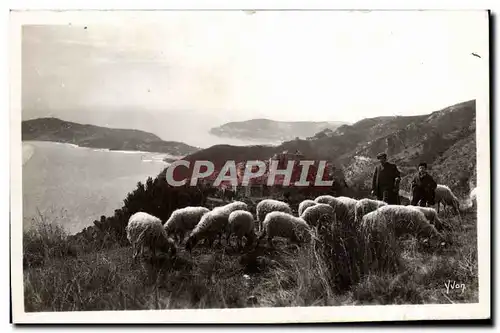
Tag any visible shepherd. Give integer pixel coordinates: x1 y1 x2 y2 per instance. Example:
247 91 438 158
410 162 437 207
371 152 401 205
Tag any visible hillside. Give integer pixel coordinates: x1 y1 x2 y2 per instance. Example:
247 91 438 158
22 99 480 312
336 100 476 196
209 119 347 143
22 117 201 157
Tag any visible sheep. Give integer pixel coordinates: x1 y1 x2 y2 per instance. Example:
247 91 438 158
336 196 358 220
227 210 257 251
298 199 317 216
300 203 336 227
217 200 249 213
435 185 460 214
185 201 248 252
126 212 177 261
361 205 445 247
314 195 350 221
256 199 293 232
314 195 337 205
257 211 312 248
163 206 210 244
354 198 388 224
470 187 478 209
337 196 358 211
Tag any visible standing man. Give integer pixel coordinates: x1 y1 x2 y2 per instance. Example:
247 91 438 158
410 162 437 207
371 152 401 204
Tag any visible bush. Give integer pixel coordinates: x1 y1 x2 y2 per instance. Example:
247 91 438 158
23 216 77 268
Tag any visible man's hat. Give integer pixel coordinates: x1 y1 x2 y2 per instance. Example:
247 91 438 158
376 152 387 159
418 162 428 168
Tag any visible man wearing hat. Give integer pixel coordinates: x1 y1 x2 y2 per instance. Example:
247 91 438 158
371 152 401 204
410 162 437 207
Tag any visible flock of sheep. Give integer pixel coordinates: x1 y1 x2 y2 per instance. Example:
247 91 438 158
125 183 475 262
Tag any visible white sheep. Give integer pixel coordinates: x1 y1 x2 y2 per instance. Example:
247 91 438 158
126 212 177 261
185 201 247 252
298 199 317 216
354 198 388 224
217 200 249 213
227 210 257 251
469 187 477 209
314 195 337 205
256 199 293 232
300 203 336 227
361 205 445 247
435 184 460 214
406 205 448 231
314 195 350 221
163 206 210 244
258 211 312 248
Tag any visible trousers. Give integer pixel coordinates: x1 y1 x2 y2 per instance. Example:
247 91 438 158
377 189 399 205
411 188 435 207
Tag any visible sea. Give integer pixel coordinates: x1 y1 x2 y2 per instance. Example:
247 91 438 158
22 141 175 234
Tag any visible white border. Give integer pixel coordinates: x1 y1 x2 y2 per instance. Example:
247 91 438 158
9 5 491 324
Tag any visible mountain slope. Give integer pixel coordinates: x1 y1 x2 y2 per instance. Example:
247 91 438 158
209 119 348 143
337 100 476 196
22 117 201 156
177 99 476 199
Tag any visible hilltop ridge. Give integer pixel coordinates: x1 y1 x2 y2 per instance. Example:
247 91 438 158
22 117 201 157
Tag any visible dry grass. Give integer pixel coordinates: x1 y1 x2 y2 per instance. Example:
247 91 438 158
23 208 479 311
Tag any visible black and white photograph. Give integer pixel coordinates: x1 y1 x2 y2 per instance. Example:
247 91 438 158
10 8 491 324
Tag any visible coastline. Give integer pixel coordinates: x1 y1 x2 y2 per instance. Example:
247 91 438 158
22 140 183 162
22 142 35 166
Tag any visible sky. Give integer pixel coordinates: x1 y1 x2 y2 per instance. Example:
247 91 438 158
22 10 488 126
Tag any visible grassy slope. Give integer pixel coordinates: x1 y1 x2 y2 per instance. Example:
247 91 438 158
24 208 477 311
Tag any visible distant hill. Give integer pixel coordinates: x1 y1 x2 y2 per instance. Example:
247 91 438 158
22 117 201 157
178 100 477 198
209 119 348 143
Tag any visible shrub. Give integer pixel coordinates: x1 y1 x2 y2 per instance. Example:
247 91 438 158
23 215 77 268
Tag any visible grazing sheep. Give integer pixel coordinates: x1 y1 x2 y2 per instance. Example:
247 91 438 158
314 195 350 221
354 198 388 224
407 205 450 232
185 201 248 252
435 185 460 214
300 203 336 227
218 200 249 213
227 210 256 251
256 199 293 232
361 205 445 247
314 195 337 205
298 199 317 216
258 211 312 248
184 211 226 252
126 212 177 261
336 196 358 220
337 196 358 211
163 206 210 244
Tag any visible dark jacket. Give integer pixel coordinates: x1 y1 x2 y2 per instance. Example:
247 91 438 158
372 162 401 196
411 172 437 193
